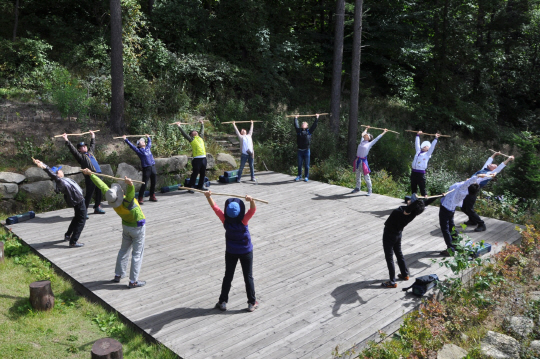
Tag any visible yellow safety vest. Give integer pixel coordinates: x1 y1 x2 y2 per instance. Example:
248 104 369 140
191 136 206 157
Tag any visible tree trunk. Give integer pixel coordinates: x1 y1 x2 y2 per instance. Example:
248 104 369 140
91 338 123 359
29 280 55 311
347 0 363 164
148 0 154 15
330 0 345 136
13 0 19 41
110 0 125 134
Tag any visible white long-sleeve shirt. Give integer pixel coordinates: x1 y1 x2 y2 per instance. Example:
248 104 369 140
234 123 254 156
411 135 438 172
441 176 485 212
356 133 383 158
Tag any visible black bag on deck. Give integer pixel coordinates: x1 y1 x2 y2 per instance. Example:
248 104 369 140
402 274 439 297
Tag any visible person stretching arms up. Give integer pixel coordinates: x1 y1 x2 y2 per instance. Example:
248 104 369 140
352 126 388 195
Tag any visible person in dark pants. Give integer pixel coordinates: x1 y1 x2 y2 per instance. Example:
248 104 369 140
204 190 259 312
462 153 514 232
62 131 105 217
123 134 157 204
410 131 440 197
33 159 86 247
294 114 319 182
381 194 426 288
175 119 207 192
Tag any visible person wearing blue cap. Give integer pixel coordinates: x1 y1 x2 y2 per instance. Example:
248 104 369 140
62 130 105 216
33 159 86 247
381 194 426 288
204 190 259 312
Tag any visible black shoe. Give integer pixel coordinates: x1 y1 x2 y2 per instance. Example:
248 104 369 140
128 281 146 288
69 242 84 248
187 190 194 193
474 224 486 232
112 275 122 283
464 220 477 226
439 249 451 256
64 235 71 242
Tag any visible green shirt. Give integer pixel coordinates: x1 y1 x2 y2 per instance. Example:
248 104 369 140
90 174 146 227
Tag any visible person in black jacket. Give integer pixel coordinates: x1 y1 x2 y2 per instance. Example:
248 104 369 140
381 195 426 288
294 114 319 182
62 131 105 216
33 159 86 247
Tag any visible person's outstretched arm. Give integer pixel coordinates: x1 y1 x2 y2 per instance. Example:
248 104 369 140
294 116 300 132
81 168 109 195
205 191 225 223
199 119 205 137
89 130 96 153
176 123 193 142
368 129 387 149
425 133 440 157
123 135 139 153
146 135 152 150
249 120 254 136
482 152 498 170
124 176 135 203
242 195 256 224
309 114 320 133
233 121 241 138
415 131 421 152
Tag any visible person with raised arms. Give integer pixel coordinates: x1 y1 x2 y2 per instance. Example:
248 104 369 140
352 126 388 195
123 134 157 204
411 131 441 197
82 168 147 288
175 119 207 192
232 120 255 183
294 114 319 182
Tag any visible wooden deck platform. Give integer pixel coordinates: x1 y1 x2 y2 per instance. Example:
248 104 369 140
5 171 521 359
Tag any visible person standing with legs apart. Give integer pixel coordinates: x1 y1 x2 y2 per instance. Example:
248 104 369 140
411 131 440 197
438 174 493 256
204 190 258 312
381 194 426 288
294 114 319 182
462 153 514 232
82 168 147 288
175 119 207 192
352 126 388 196
33 159 86 248
233 120 255 183
123 134 157 204
63 131 105 217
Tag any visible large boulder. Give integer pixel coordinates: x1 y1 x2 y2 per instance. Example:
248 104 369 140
437 344 467 359
20 180 55 200
216 153 237 168
59 165 80 175
100 164 114 177
480 331 521 359
24 167 50 183
0 183 18 199
529 291 540 302
115 163 143 192
154 155 188 174
504 316 534 339
0 199 25 214
206 153 215 169
529 340 540 355
0 172 26 184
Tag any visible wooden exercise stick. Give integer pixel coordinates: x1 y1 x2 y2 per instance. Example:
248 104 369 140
360 125 399 134
54 130 100 138
86 171 145 184
178 187 269 204
113 135 154 139
221 121 263 124
405 130 451 138
489 149 512 158
285 113 329 118
424 189 455 199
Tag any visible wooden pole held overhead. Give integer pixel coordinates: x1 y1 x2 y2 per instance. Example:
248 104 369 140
360 125 399 134
178 187 269 204
86 171 145 184
221 121 263 124
54 130 100 138
285 113 329 118
405 130 451 137
489 149 512 158
169 122 190 125
113 135 154 139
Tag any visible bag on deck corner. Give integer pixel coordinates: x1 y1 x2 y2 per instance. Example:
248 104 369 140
402 274 439 297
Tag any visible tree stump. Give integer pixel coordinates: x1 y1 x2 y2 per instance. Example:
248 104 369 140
0 241 4 263
91 338 123 359
29 280 55 311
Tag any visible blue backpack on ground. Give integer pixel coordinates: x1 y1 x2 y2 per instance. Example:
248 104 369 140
402 274 439 297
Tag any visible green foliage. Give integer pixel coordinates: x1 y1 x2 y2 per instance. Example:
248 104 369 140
503 132 540 199
44 68 90 119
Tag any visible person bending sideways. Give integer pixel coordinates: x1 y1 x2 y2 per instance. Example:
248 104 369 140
34 159 86 248
381 194 426 288
411 131 440 197
294 114 319 182
123 134 158 204
352 126 388 196
82 168 147 288
205 190 259 312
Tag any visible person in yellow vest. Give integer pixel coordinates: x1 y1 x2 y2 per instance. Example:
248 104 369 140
175 119 207 192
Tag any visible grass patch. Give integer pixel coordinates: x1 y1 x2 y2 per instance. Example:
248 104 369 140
0 228 178 359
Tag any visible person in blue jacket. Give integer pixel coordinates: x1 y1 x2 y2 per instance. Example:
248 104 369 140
123 134 157 204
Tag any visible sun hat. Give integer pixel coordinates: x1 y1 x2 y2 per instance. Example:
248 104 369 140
421 141 431 149
105 183 124 208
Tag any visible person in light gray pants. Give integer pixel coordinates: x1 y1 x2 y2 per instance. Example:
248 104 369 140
115 225 145 283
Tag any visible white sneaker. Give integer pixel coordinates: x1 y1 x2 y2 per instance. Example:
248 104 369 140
366 191 372 196
215 302 227 311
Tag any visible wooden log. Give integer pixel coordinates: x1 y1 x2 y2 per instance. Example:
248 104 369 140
29 280 55 311
285 113 329 118
91 338 123 359
0 241 4 263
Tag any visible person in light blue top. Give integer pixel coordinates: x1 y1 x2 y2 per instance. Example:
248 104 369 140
123 134 157 204
351 126 388 195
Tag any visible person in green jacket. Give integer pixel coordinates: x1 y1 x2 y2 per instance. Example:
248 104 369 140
175 119 207 192
82 168 146 288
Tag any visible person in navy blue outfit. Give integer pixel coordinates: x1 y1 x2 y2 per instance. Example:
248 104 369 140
205 190 259 312
294 114 319 182
123 134 157 204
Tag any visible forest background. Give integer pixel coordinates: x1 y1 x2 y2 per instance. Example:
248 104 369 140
1 0 540 223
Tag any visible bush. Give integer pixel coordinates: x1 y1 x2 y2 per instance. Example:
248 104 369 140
44 68 90 119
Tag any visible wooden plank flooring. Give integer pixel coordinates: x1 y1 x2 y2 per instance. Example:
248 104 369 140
5 171 522 359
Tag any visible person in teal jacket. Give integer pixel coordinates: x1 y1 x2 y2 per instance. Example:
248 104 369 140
82 168 147 288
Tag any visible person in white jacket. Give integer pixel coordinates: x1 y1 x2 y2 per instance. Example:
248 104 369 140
411 131 440 197
233 120 255 182
352 126 388 195
438 173 494 256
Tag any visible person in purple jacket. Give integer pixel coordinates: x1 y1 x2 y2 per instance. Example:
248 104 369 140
123 134 157 204
205 190 259 312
